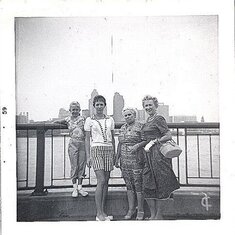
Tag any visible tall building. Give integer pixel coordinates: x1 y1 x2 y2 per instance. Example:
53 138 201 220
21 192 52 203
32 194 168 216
89 89 99 117
136 109 146 123
89 89 107 116
113 92 124 122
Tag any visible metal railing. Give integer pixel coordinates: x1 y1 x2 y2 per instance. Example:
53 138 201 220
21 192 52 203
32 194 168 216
16 122 220 195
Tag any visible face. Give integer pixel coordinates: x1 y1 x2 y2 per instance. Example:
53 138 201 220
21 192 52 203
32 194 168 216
94 101 105 114
70 105 80 117
123 110 135 125
143 100 157 116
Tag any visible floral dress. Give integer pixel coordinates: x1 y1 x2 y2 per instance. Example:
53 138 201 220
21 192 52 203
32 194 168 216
141 115 180 199
118 121 145 193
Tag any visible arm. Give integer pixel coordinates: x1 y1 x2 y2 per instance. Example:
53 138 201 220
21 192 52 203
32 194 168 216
111 130 116 156
115 142 121 168
53 119 67 125
155 130 172 144
85 131 91 167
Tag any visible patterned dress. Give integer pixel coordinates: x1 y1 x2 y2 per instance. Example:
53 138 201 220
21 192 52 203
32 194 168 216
141 115 180 199
118 122 145 193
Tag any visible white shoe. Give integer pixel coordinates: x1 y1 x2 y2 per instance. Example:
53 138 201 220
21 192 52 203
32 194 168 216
72 189 78 198
105 215 113 220
78 188 88 197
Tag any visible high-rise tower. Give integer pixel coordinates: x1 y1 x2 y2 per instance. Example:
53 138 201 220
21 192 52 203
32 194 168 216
113 92 124 122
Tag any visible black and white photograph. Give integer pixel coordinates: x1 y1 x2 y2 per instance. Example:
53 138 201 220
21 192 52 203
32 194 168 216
1 0 235 235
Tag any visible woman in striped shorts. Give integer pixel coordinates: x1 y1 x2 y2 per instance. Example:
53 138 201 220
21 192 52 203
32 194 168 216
84 95 115 221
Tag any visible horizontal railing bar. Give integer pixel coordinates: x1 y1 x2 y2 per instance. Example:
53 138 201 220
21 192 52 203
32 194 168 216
188 177 220 179
17 183 220 191
16 122 220 130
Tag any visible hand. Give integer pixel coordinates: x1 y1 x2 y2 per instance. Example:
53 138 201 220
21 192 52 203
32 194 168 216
144 140 155 152
130 144 139 154
115 156 120 168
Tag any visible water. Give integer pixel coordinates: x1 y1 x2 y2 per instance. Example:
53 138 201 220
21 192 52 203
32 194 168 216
16 135 220 188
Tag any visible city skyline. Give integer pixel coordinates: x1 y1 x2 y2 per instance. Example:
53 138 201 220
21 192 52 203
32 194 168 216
16 16 219 122
17 88 202 123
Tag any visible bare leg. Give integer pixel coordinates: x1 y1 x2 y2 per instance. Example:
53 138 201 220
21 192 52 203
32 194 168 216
155 199 164 220
94 170 106 221
146 199 157 219
102 171 110 216
136 192 144 212
136 192 144 220
124 190 136 219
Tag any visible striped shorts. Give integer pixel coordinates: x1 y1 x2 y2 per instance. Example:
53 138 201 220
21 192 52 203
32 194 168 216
91 146 114 171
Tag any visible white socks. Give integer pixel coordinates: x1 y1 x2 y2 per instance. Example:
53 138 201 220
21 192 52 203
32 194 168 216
77 184 82 191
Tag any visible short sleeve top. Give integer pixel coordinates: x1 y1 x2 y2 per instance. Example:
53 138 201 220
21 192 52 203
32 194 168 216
64 116 85 141
118 122 144 145
84 115 115 147
141 115 169 141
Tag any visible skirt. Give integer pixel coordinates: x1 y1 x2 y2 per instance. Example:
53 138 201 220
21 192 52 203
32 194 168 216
91 145 114 171
143 145 180 199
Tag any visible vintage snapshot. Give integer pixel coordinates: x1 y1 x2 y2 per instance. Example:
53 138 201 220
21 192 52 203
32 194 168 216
1 1 235 235
15 15 220 222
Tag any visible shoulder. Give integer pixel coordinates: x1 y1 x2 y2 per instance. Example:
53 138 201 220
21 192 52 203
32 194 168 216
155 115 167 123
106 115 114 121
85 116 91 122
84 117 92 125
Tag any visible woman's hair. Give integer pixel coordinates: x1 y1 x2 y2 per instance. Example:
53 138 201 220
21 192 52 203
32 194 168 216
122 107 137 117
93 95 106 107
142 95 158 108
69 101 81 110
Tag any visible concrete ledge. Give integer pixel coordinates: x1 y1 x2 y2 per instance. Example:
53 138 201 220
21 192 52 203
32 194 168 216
17 187 220 221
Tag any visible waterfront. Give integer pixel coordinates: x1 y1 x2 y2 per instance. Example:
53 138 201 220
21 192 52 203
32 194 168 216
16 135 220 189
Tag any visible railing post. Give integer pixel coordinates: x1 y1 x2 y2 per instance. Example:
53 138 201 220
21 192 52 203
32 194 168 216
31 127 48 196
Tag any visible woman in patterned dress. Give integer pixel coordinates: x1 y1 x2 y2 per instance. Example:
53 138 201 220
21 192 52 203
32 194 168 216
115 108 147 220
142 95 180 220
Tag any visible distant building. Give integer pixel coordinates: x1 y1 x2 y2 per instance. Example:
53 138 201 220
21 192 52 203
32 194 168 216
58 108 70 119
89 89 107 116
201 116 205 122
82 109 89 119
170 115 197 123
157 103 170 122
16 112 29 124
136 109 146 123
113 92 124 122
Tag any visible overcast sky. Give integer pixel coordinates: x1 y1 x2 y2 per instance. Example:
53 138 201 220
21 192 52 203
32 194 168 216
16 16 218 121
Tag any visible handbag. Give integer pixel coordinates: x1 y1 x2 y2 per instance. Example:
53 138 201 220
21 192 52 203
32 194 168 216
159 139 182 158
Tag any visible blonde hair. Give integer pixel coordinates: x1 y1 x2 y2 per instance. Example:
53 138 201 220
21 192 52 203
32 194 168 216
142 95 158 108
69 101 81 111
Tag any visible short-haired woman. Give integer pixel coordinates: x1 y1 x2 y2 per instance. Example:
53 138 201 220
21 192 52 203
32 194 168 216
115 108 147 220
84 95 115 221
